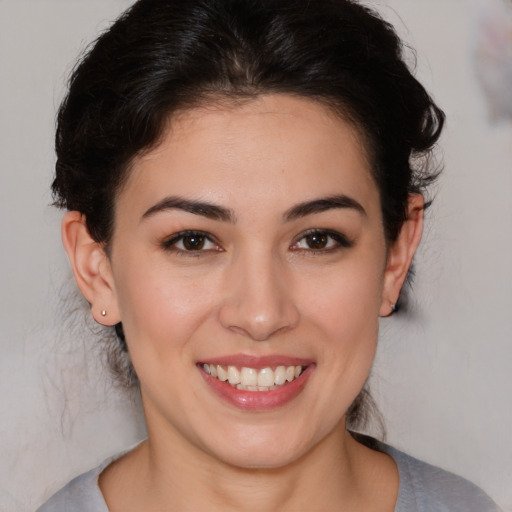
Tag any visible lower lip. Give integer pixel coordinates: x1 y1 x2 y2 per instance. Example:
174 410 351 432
199 365 315 411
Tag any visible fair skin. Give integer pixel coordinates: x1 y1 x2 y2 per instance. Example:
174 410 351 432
63 94 423 512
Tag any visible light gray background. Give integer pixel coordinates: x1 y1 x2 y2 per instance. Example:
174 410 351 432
1 1 511 510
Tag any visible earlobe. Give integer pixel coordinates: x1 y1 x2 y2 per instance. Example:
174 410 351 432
61 211 121 326
380 194 424 317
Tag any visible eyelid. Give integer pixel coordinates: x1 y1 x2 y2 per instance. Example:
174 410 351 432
291 228 353 251
161 230 221 253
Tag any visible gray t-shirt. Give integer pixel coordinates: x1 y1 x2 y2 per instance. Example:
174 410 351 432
37 443 502 511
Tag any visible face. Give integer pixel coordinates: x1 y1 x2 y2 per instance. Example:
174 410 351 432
106 94 392 468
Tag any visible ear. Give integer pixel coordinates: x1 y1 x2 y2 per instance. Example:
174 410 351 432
61 211 121 326
379 194 424 317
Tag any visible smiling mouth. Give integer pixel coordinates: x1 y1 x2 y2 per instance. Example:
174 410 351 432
200 364 307 391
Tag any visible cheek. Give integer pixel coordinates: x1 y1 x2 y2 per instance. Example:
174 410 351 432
299 256 384 337
112 255 218 355
297 250 385 393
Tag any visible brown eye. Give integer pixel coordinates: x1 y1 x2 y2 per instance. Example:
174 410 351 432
292 230 352 252
162 231 218 252
305 232 328 249
182 234 206 250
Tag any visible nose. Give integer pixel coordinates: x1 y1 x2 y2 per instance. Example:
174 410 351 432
218 250 300 342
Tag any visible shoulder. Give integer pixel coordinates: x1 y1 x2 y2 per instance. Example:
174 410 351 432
382 444 502 512
36 461 110 512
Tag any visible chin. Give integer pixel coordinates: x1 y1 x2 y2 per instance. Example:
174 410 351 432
214 446 305 471
200 423 320 471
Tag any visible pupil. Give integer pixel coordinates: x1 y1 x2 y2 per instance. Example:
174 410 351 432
307 233 327 249
184 235 204 250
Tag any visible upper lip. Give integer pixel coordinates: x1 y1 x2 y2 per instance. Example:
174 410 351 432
198 354 314 369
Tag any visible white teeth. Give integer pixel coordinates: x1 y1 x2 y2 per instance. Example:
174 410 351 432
216 365 228 382
240 367 258 387
237 384 270 391
227 366 241 385
274 366 287 385
257 367 274 387
204 363 307 391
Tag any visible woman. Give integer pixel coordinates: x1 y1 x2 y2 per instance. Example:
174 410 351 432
37 0 501 510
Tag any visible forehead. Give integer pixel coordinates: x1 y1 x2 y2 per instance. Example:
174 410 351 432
120 94 379 219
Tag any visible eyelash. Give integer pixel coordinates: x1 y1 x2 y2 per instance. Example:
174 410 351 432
161 230 221 255
291 229 353 253
161 229 352 255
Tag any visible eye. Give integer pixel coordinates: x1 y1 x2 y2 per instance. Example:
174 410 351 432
162 230 219 253
291 229 352 251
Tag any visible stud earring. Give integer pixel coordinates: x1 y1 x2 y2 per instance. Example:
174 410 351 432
390 303 397 314
101 310 107 317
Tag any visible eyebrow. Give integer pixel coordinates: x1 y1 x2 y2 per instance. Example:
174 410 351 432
283 194 367 221
141 193 366 224
142 196 236 223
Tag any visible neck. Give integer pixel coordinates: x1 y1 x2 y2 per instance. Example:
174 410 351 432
151 425 358 512
102 425 391 512
100 415 398 512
